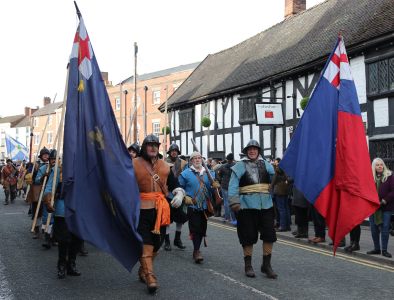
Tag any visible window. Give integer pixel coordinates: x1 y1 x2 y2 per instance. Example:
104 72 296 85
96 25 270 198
153 90 161 105
179 109 194 132
239 97 257 124
201 102 209 117
47 132 53 144
34 133 40 145
115 97 121 110
0 138 5 147
152 121 160 137
33 117 39 127
367 56 394 96
48 115 53 125
15 128 19 135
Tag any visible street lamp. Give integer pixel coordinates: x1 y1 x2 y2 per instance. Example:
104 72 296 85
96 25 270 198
124 89 128 143
144 86 148 137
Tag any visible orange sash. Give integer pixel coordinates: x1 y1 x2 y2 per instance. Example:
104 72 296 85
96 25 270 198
140 192 170 234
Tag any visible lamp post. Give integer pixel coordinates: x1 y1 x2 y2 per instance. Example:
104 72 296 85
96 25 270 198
144 86 148 138
124 89 128 144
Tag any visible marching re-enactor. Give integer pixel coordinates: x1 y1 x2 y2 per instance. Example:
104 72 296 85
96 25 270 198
164 143 188 251
228 140 277 279
133 134 185 294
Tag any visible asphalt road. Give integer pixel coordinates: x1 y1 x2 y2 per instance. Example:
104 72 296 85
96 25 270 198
0 193 393 300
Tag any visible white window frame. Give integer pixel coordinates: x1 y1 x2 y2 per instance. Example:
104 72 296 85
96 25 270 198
47 131 53 145
115 97 121 110
153 90 161 105
48 115 53 126
34 133 40 145
152 121 160 137
33 117 39 127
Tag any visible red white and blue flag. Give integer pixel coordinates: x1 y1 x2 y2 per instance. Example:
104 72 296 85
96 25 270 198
280 37 380 251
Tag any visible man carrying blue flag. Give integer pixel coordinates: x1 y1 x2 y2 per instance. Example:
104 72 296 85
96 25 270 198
62 4 142 275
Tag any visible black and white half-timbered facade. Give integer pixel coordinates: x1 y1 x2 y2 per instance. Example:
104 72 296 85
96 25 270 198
160 0 394 168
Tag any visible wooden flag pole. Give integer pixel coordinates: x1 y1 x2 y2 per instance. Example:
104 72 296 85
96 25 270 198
162 85 169 158
44 69 69 231
25 94 56 197
31 70 68 232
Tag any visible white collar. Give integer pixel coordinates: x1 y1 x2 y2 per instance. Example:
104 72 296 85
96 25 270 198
191 165 205 175
241 155 265 162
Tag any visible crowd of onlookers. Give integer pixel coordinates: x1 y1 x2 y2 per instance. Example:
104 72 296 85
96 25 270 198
209 154 394 259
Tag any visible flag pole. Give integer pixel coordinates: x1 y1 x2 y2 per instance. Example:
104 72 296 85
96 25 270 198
25 94 56 197
133 42 138 143
162 85 169 158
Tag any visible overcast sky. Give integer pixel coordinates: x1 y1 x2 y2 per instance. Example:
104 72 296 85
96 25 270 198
0 0 325 117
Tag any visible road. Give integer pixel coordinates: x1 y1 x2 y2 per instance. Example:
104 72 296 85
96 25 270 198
0 193 393 299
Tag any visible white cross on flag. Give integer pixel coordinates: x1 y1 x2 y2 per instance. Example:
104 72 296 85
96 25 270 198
5 134 28 161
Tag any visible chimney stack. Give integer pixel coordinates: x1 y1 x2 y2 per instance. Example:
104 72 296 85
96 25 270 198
285 0 306 18
24 107 31 116
43 96 51 106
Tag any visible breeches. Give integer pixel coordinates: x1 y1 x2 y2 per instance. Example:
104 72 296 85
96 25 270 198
236 208 277 246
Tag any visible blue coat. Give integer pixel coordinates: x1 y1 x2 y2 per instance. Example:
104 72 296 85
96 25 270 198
179 167 215 211
228 157 275 210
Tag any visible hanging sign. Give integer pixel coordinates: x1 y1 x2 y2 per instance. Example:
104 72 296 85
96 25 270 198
255 103 284 125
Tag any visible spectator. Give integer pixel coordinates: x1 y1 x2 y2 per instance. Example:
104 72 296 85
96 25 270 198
216 153 236 224
367 158 393 258
292 187 309 238
271 162 291 232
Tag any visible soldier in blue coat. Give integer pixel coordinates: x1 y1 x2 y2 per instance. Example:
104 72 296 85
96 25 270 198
228 140 277 279
179 151 219 263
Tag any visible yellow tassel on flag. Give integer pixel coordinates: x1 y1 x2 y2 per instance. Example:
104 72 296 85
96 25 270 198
78 79 84 92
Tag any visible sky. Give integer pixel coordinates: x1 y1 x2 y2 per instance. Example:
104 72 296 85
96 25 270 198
0 0 325 117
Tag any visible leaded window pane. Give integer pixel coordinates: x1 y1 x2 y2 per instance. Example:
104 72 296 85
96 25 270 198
389 58 394 91
378 60 389 93
368 62 378 95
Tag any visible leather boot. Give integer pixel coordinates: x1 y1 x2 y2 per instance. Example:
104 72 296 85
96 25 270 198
42 233 51 249
294 226 308 238
164 234 171 251
344 241 354 253
57 261 66 279
79 241 88 256
349 242 360 252
261 254 278 279
138 252 157 283
173 231 186 249
67 261 81 276
140 245 158 293
193 250 203 264
243 256 255 278
32 226 40 239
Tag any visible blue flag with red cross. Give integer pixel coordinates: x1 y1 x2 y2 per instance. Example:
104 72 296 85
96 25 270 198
62 6 142 272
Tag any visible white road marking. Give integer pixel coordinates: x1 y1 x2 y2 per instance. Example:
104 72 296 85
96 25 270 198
0 254 14 300
207 268 279 300
3 212 24 215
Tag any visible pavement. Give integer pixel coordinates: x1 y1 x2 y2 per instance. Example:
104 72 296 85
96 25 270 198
210 215 394 267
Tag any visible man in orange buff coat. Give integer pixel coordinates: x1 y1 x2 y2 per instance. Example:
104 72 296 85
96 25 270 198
133 134 185 294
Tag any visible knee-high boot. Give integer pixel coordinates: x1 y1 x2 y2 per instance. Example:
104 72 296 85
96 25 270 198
140 245 158 293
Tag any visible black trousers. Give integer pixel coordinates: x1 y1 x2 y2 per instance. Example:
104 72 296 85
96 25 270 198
54 217 82 265
236 208 277 246
350 225 361 243
294 206 309 228
137 209 166 252
310 206 326 238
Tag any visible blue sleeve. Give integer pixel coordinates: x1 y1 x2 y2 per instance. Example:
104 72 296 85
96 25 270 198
35 165 46 184
265 161 275 181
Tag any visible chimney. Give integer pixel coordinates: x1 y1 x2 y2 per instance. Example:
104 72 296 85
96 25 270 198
43 96 51 106
285 0 306 18
24 107 31 116
101 72 112 86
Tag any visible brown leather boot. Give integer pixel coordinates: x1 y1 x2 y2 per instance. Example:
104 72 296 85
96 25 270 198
261 254 278 279
138 251 157 283
244 256 255 278
193 250 203 263
140 245 158 293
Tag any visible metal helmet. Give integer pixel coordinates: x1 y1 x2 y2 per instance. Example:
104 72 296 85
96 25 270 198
49 149 57 159
39 147 50 158
142 134 161 147
167 143 180 155
127 143 140 154
242 139 261 154
140 134 161 159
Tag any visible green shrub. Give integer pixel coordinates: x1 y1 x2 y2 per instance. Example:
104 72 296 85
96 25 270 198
201 116 211 128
